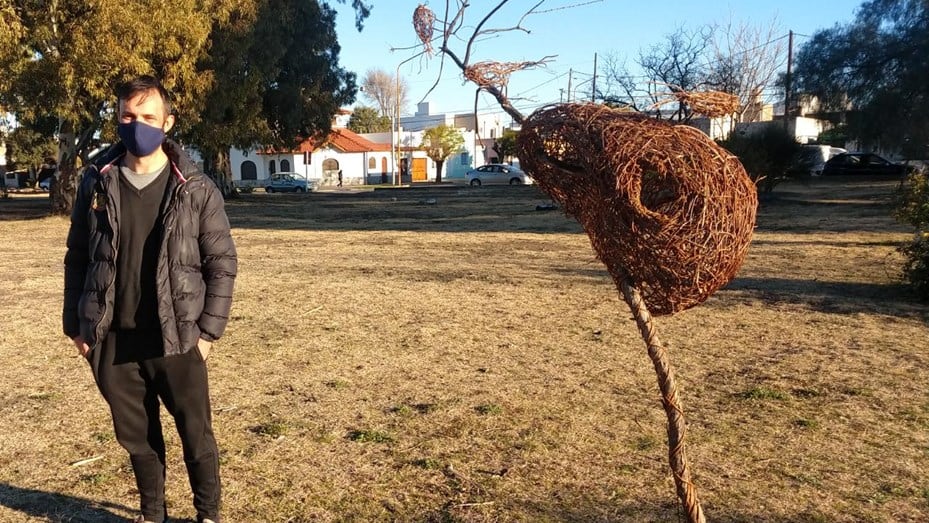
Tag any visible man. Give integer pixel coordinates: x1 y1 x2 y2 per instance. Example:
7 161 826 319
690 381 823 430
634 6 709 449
63 75 236 523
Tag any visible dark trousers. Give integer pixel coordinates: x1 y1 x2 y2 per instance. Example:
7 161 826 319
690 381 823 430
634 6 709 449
89 331 220 522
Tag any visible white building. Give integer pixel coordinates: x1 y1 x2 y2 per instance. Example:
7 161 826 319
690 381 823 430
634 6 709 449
229 104 517 185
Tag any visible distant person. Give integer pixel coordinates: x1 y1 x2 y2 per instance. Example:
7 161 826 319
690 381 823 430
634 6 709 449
337 169 343 187
63 75 236 523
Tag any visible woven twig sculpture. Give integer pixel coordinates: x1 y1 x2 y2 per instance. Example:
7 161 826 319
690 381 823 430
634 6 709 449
518 104 757 315
416 4 758 520
464 59 551 91
653 89 741 118
517 103 758 522
413 4 436 54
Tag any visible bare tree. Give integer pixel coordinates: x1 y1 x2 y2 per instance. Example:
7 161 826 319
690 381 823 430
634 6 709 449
361 68 409 118
706 17 786 125
598 52 646 110
640 25 713 120
600 25 713 121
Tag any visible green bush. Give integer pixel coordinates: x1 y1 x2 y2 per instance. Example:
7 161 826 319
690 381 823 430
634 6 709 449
718 125 803 194
895 172 929 300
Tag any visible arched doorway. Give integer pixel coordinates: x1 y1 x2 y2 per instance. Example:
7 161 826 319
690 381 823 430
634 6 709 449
322 158 339 185
241 160 257 180
269 160 276 175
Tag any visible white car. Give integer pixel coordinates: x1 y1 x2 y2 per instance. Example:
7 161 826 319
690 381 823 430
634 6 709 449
465 164 531 186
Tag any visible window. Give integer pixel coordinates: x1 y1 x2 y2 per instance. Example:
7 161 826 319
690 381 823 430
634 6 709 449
281 159 291 172
241 161 257 180
323 158 339 172
381 157 387 173
460 152 469 165
369 157 376 170
269 160 276 174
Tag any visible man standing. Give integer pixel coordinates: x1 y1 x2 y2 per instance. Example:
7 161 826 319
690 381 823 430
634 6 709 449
63 76 236 523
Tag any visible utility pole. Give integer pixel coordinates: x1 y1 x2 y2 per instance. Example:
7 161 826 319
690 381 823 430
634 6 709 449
591 53 597 103
567 68 573 103
784 30 794 132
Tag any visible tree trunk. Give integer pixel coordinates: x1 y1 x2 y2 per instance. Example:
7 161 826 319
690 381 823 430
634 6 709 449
51 121 79 216
436 160 444 184
205 150 237 199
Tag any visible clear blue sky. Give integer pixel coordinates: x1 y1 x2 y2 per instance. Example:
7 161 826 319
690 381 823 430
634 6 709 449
331 0 863 121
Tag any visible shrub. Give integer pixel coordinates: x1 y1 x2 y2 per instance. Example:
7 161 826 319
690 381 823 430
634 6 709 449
894 172 929 300
718 125 803 194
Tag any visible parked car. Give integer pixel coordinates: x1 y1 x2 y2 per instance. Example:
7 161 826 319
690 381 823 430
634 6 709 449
265 172 316 193
821 153 913 176
465 164 531 186
38 176 54 191
794 145 847 176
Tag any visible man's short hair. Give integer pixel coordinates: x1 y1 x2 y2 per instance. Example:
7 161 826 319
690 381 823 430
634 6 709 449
116 75 173 116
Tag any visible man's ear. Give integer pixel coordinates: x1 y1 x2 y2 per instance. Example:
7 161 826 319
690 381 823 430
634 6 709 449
163 114 175 134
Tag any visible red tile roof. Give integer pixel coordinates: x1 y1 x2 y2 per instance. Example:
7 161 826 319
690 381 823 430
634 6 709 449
295 128 391 154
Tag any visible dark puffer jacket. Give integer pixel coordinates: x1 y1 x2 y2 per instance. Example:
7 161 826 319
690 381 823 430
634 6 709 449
63 140 237 356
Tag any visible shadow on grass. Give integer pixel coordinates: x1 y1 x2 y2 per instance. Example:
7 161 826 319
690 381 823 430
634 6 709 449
721 277 926 319
0 483 129 522
0 196 52 221
0 483 201 522
225 186 578 234
428 493 841 522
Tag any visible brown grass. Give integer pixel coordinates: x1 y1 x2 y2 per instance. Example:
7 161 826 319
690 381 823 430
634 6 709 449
1 178 927 522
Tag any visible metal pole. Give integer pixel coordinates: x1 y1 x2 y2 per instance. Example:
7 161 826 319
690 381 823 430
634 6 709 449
567 68 573 103
592 53 598 103
784 30 794 132
396 68 401 186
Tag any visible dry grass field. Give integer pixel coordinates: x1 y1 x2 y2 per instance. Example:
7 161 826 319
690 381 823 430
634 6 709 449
0 177 927 522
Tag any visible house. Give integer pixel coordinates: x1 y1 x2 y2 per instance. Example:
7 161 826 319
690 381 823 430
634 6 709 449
230 104 516 185
230 127 393 186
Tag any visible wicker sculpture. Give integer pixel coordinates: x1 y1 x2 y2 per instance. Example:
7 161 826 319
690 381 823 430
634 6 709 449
517 104 757 316
414 3 758 520
517 105 757 522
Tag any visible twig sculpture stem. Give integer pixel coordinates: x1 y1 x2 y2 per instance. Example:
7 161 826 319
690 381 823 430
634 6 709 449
621 279 706 523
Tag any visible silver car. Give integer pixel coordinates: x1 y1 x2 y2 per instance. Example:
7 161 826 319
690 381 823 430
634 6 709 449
265 172 316 193
465 164 531 186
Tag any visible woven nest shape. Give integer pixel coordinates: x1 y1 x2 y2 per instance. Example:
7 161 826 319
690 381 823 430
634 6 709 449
413 4 436 54
517 103 758 315
654 90 741 118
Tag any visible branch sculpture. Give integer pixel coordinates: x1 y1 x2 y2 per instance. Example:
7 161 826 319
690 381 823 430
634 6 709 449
411 3 758 521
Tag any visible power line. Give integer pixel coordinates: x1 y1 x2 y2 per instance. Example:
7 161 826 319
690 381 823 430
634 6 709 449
531 0 604 15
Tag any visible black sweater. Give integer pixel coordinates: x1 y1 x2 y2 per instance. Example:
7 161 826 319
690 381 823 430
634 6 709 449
114 164 171 332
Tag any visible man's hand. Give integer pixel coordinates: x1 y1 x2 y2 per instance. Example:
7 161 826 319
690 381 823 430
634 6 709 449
72 336 91 358
197 338 213 361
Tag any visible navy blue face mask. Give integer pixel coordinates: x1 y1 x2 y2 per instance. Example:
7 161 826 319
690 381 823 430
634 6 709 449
117 120 166 157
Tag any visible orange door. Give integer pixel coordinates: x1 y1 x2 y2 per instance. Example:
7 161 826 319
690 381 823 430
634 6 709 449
412 158 427 182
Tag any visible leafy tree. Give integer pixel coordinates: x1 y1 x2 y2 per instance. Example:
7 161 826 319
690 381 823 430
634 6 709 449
6 116 57 176
361 68 408 118
420 124 464 183
187 0 364 196
0 0 369 213
793 0 928 156
491 129 518 163
0 0 226 214
347 106 391 133
718 125 802 194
